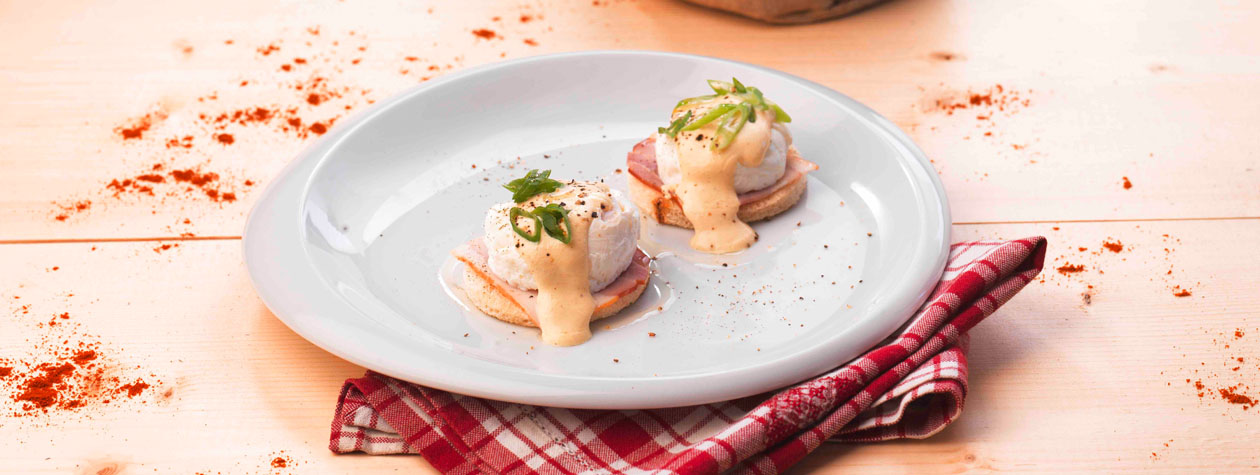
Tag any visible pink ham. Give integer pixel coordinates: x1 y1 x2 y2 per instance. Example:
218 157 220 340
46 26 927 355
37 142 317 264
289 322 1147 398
451 238 650 324
626 136 818 205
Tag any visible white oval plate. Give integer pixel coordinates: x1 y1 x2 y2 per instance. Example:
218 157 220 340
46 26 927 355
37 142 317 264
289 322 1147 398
243 51 949 409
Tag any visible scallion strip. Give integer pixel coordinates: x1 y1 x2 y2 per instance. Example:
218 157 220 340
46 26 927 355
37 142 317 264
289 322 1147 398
681 104 737 131
552 213 573 244
707 79 733 94
533 204 573 244
675 94 717 109
746 87 765 107
713 105 750 150
509 207 541 242
669 111 691 137
769 102 792 123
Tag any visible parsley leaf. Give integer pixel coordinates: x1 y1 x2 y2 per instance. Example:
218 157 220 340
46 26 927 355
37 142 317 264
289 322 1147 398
503 169 563 203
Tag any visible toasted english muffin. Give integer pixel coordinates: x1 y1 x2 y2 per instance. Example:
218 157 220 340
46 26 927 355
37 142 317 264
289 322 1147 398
462 266 648 328
629 148 811 229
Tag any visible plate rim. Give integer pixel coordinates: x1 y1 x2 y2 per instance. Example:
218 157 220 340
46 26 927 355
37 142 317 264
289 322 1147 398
243 50 951 408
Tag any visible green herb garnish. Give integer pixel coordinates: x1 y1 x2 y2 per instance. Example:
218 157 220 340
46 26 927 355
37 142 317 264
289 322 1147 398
707 79 732 94
503 169 563 203
532 203 573 244
509 206 542 242
714 103 752 150
681 104 736 132
676 94 716 109
657 111 692 138
509 203 572 244
660 77 792 150
769 103 791 123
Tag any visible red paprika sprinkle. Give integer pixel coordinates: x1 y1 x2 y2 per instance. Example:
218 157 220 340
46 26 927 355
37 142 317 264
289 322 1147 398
1219 386 1257 409
1056 263 1085 275
72 350 97 365
118 379 150 398
115 113 159 140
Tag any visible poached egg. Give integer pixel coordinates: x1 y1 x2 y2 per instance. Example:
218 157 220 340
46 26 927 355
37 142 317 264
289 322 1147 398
483 181 639 292
653 123 791 194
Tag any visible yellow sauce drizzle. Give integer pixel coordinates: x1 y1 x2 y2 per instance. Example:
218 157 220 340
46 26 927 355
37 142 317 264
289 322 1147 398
514 183 610 346
671 97 775 253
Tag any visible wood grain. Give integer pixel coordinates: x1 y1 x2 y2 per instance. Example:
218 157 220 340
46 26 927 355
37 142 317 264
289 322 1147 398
3 220 1257 472
794 219 1260 473
0 240 432 473
1 0 1258 472
1 0 1258 241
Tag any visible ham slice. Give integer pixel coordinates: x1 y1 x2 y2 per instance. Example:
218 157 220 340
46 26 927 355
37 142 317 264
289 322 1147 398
626 136 819 205
451 238 650 325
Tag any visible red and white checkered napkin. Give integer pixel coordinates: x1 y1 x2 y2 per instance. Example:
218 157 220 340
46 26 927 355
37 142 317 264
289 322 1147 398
331 237 1047 474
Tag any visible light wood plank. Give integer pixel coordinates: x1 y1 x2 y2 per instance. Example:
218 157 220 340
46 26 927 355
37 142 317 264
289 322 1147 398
2 219 1257 472
2 0 1259 241
795 218 1260 473
0 238 434 473
3 0 1259 473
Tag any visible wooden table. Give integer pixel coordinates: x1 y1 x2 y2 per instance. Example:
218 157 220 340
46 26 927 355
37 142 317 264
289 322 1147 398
2 0 1257 472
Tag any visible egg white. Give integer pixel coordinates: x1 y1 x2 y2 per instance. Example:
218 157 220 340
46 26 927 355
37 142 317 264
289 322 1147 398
654 126 789 194
483 184 639 292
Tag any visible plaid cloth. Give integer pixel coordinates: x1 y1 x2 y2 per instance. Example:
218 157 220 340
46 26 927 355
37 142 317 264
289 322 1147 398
331 237 1047 474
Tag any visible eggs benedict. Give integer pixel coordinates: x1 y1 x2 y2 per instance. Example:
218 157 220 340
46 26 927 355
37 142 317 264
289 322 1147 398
627 78 819 254
452 169 649 346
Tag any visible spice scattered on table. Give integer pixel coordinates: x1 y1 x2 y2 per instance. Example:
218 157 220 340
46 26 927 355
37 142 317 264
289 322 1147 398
1044 227 1198 309
1 329 153 417
1102 240 1124 253
1218 386 1257 408
2 289 160 419
52 12 556 224
114 112 163 140
928 84 1030 117
104 166 243 204
52 200 91 221
267 451 298 472
153 243 180 253
1056 263 1085 275
1176 327 1258 413
916 83 1037 172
